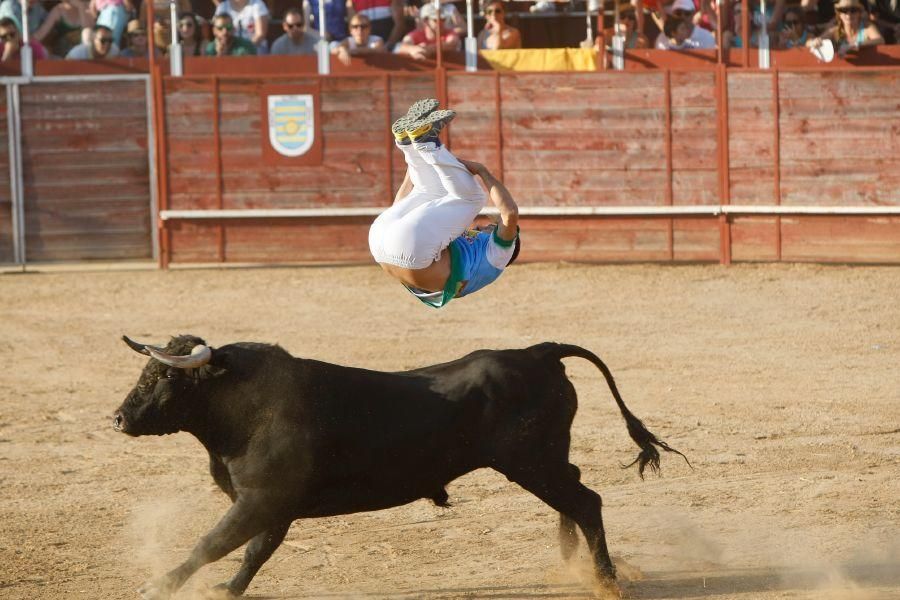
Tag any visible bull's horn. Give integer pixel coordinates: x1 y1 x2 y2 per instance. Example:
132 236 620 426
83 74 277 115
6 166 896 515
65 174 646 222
146 344 212 369
122 335 158 356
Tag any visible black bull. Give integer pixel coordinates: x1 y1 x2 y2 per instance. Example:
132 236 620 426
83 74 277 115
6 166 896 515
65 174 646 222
113 335 687 599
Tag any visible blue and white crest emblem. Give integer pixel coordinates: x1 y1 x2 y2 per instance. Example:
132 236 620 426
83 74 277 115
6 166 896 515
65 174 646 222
267 94 315 157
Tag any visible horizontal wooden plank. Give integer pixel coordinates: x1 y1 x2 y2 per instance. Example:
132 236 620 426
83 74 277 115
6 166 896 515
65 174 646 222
731 216 780 261
781 216 900 263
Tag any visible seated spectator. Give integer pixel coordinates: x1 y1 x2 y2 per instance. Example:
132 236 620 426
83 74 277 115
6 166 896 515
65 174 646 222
330 13 384 65
0 16 47 62
477 1 521 49
807 0 883 55
205 13 256 55
395 2 460 60
120 18 151 56
349 0 403 49
66 24 120 58
33 0 90 58
270 7 320 55
0 0 47 36
868 0 900 44
655 0 716 48
777 7 809 48
176 12 205 56
88 0 132 46
214 0 269 54
308 0 348 42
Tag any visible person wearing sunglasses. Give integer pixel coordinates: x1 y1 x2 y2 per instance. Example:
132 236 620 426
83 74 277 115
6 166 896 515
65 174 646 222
0 16 47 62
477 1 521 49
807 0 883 55
65 24 120 58
205 13 257 56
330 14 385 65
270 7 320 55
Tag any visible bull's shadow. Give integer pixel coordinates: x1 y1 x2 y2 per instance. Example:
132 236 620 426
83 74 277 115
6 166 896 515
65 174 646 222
245 561 900 599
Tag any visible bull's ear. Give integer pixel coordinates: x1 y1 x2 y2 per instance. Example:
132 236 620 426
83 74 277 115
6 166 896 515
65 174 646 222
122 335 153 356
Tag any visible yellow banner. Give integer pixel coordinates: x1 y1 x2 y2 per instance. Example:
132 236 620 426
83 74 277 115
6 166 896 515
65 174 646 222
479 48 597 72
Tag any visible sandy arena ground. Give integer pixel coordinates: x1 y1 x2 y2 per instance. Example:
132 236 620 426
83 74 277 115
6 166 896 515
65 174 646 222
1 262 898 600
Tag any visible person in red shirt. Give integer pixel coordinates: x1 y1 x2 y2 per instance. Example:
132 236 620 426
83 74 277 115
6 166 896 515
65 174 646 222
395 2 459 60
0 17 47 63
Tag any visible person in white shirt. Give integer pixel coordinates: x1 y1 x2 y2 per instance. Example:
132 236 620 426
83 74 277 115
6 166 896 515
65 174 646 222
329 13 384 65
655 0 716 49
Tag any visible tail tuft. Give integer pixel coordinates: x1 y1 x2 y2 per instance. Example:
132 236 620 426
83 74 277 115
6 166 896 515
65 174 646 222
546 343 691 478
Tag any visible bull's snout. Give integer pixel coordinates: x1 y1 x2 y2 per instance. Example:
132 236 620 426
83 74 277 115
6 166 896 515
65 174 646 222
113 412 126 432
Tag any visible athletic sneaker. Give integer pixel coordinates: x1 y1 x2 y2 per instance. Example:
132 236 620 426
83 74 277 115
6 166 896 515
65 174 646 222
392 98 440 145
406 109 456 146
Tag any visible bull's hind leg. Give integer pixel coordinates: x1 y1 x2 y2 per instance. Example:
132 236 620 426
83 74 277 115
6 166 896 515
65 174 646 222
559 464 581 562
500 462 616 583
213 521 291 597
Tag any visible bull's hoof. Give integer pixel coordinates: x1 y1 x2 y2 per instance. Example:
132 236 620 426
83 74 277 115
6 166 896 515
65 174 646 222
205 583 241 598
591 576 623 599
138 578 175 600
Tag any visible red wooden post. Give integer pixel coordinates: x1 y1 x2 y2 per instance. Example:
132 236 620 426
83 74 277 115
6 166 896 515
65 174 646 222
153 67 170 268
772 69 782 261
212 76 225 262
742 0 750 67
664 70 674 260
716 63 732 265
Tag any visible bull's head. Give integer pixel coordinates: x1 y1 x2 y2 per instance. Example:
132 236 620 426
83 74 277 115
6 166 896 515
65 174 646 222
113 335 214 436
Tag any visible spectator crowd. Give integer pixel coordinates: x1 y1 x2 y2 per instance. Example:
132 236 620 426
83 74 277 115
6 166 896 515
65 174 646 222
0 0 896 63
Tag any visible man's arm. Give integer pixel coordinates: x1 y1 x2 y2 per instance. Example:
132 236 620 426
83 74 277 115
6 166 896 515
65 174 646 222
387 0 405 47
459 159 518 242
393 170 413 205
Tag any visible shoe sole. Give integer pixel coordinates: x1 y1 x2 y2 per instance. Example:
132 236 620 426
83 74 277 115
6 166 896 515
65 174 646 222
407 109 456 141
392 98 440 139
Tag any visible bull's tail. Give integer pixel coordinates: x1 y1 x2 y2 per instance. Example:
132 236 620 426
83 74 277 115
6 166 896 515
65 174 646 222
544 343 691 479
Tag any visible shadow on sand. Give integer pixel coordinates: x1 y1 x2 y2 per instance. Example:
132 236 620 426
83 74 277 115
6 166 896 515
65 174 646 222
243 561 900 599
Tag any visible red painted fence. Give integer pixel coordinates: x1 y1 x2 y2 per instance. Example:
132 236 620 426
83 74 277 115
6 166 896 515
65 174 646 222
157 63 900 265
2 52 899 267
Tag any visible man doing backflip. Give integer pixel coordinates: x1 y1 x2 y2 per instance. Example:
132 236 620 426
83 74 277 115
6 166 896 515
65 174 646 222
368 99 520 308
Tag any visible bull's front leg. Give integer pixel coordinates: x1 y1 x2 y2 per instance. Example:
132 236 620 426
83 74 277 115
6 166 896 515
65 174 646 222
138 498 273 600
212 521 292 597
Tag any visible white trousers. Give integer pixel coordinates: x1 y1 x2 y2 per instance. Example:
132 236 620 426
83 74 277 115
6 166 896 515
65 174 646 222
368 142 487 269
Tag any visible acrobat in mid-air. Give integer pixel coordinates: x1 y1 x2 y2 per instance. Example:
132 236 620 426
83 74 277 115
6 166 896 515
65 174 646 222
368 99 520 308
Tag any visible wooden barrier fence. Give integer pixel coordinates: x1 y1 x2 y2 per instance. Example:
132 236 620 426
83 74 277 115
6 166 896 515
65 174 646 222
158 65 900 265
2 54 899 267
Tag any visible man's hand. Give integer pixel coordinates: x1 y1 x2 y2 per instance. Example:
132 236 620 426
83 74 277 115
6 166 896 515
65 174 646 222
215 37 229 57
458 158 488 177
